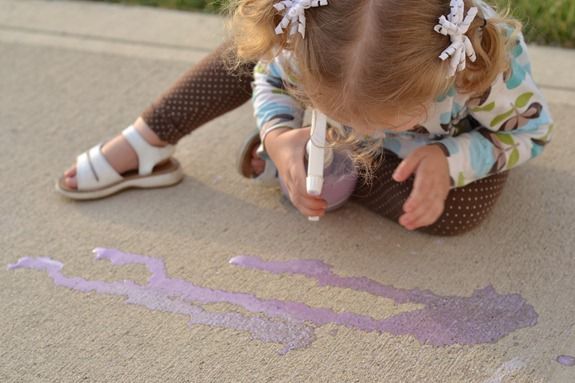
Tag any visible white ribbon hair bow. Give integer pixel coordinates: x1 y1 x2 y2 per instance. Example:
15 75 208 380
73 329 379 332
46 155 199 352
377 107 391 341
434 0 479 77
274 0 329 39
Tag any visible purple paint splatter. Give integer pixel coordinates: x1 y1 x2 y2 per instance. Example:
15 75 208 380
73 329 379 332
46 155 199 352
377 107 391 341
8 248 538 354
229 255 538 346
556 355 575 366
7 252 315 355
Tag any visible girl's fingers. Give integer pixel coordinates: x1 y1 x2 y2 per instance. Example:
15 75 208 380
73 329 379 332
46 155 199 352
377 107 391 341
403 174 433 213
290 191 326 216
285 179 327 216
290 163 328 213
415 205 443 229
294 192 327 211
400 202 429 229
393 154 420 182
280 134 329 217
400 185 441 226
402 201 443 230
297 205 326 218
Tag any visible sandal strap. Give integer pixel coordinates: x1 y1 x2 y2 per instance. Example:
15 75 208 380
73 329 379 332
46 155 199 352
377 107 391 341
121 125 175 176
76 143 123 191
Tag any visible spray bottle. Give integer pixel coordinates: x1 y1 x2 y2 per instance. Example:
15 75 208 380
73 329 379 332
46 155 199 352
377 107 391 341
279 110 358 221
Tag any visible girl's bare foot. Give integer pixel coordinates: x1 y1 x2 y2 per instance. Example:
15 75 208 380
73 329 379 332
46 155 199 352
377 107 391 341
250 145 266 177
63 117 170 190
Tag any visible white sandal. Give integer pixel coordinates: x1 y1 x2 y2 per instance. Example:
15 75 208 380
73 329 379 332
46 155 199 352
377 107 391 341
55 125 184 200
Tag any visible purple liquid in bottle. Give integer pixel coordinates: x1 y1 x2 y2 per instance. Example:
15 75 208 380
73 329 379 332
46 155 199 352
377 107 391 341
280 141 357 212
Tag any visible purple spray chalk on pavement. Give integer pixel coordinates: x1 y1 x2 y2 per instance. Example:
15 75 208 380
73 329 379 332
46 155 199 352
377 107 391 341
8 251 315 355
556 355 575 366
229 255 538 346
8 248 538 354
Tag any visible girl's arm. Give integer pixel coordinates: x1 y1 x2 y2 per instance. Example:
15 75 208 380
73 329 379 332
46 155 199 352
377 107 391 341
252 59 305 160
431 38 554 188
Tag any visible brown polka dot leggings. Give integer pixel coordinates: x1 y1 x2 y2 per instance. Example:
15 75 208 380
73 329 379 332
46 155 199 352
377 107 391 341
140 41 254 145
139 41 509 236
350 151 510 236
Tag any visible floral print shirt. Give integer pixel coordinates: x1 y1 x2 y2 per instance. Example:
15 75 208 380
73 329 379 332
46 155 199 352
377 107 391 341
251 2 554 188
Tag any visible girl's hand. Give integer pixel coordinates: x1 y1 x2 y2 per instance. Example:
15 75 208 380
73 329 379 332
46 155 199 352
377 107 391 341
265 127 328 218
392 145 451 231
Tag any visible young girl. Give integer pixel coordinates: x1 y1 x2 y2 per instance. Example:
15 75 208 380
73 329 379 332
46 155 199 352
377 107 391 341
57 0 553 237
231 0 554 235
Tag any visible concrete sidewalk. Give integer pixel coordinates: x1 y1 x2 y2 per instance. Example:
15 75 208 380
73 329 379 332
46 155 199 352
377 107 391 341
1 0 574 382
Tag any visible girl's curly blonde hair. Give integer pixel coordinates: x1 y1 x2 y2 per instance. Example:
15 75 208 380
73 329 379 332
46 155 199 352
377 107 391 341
224 0 522 183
